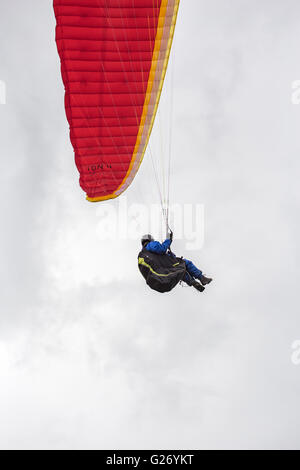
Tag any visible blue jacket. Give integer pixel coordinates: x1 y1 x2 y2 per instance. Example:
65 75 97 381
146 238 172 255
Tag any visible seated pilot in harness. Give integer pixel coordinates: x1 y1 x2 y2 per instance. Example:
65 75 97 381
138 232 213 293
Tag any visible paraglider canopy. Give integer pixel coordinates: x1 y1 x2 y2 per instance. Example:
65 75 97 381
53 0 180 202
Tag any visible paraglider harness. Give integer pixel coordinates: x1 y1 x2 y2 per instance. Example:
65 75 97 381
138 246 189 293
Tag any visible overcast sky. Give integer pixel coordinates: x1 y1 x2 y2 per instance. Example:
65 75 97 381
0 0 300 450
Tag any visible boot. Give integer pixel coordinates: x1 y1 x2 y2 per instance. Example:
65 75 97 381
192 280 205 292
200 274 213 286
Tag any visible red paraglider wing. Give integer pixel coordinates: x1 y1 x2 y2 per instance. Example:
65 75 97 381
53 0 180 201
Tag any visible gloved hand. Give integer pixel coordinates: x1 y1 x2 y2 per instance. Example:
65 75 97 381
168 230 173 242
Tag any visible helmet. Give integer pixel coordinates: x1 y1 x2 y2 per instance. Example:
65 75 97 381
141 234 154 247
